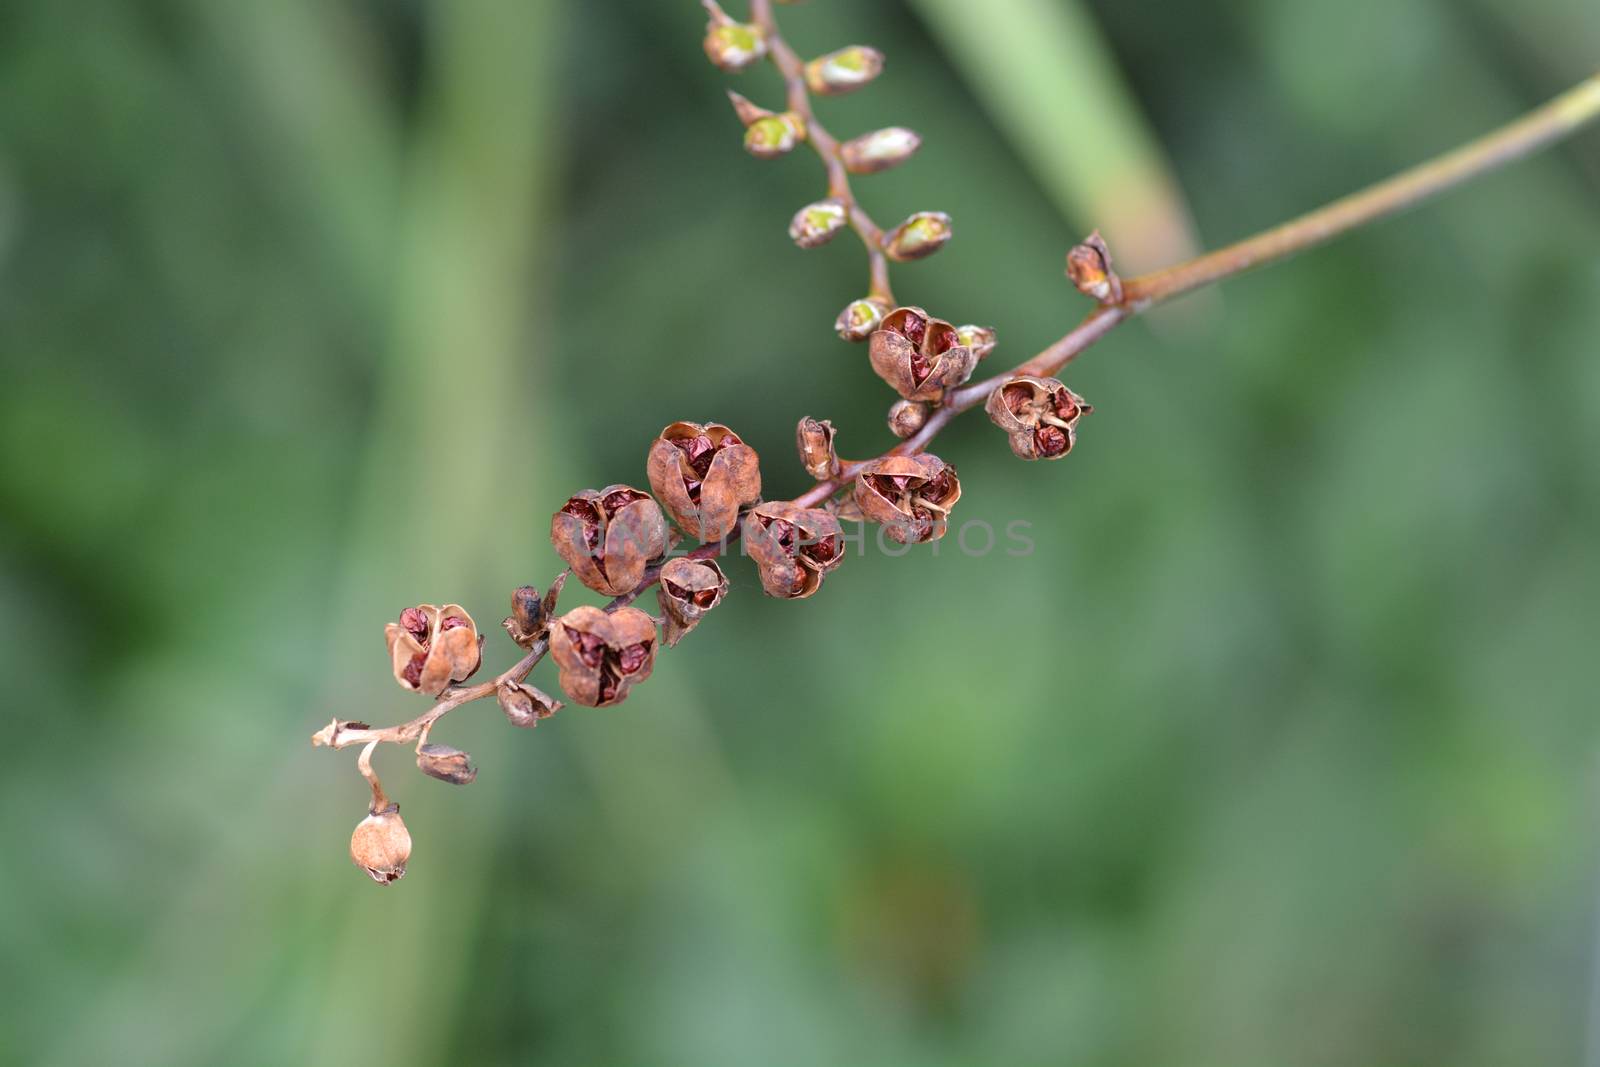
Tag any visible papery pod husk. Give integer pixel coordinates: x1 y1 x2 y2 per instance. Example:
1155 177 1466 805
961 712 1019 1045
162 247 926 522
795 416 841 480
416 743 477 785
853 454 962 545
350 808 411 886
646 421 761 543
886 399 927 439
955 324 997 362
551 486 668 596
742 501 845 600
657 557 731 646
868 306 977 402
384 604 483 698
497 678 563 728
549 604 659 708
984 375 1091 461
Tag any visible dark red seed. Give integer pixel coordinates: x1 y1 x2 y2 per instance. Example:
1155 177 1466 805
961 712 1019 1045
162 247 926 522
663 580 689 601
441 615 470 631
691 588 718 607
576 631 606 668
803 535 839 564
900 312 927 346
401 651 427 688
561 498 600 521
1036 426 1070 456
597 665 619 703
683 478 702 502
933 326 958 353
601 488 644 515
618 643 649 674
399 607 430 640
681 434 717 476
1002 384 1031 415
922 472 955 501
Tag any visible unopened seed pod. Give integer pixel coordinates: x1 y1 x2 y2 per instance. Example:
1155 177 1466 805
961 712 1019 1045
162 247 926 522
743 501 845 600
853 453 962 544
1065 232 1122 304
840 127 921 174
835 296 891 342
657 557 731 646
646 421 761 543
796 416 841 480
502 574 566 649
497 678 563 728
350 807 411 886
385 605 483 698
789 198 848 249
702 0 766 72
804 45 884 96
883 211 951 261
955 324 997 362
746 113 804 159
551 486 668 596
984 375 1092 460
886 399 927 439
416 743 477 786
549 605 659 708
868 306 977 401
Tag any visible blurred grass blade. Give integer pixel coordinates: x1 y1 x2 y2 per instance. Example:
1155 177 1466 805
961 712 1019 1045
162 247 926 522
909 0 1200 273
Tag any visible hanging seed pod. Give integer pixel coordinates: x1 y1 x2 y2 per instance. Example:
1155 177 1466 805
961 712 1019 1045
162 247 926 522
657 557 731 646
853 454 962 544
497 678 563 728
350 806 411 886
551 486 668 597
416 744 477 786
646 421 761 542
984 375 1093 460
549 605 659 708
743 502 845 600
384 605 483 698
868 306 978 401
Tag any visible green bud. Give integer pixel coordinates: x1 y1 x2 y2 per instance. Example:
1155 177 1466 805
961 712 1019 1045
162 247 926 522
883 211 952 262
804 46 885 96
955 324 997 361
745 113 804 159
789 198 849 249
835 297 890 342
702 1 766 73
840 127 921 175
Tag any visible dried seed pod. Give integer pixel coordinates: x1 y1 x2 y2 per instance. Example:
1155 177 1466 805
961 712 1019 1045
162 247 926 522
551 486 668 596
887 399 928 439
497 678 563 728
646 421 761 542
835 296 891 342
1066 231 1122 304
868 306 978 401
702 0 766 72
984 375 1093 460
804 45 885 96
840 127 921 174
416 743 477 785
385 604 483 698
350 807 411 886
883 211 951 261
501 573 566 649
790 198 848 249
743 501 845 600
955 324 997 362
549 605 659 708
796 416 841 480
853 454 962 544
657 557 730 646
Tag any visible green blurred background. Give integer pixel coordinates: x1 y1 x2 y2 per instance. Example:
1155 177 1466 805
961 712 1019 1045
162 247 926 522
3 1 1598 1064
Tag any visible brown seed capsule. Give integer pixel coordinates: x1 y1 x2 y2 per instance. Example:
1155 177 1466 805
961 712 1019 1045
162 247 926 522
743 501 845 600
657 557 731 646
501 573 566 649
804 45 885 96
985 375 1092 461
796 416 841 480
1065 231 1122 304
835 296 891 342
954 324 997 362
883 211 951 261
384 604 483 698
646 421 761 543
350 807 411 886
416 743 477 786
497 678 563 728
549 605 659 708
789 198 848 249
551 486 668 596
840 127 921 174
868 306 978 401
853 454 962 544
887 399 928 439
702 0 766 72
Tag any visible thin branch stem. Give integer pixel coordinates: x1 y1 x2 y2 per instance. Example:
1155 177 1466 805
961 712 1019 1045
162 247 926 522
749 0 895 303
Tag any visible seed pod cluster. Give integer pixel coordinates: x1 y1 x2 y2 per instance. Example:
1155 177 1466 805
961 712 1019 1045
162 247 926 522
854 454 962 544
385 605 482 697
985 375 1092 460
